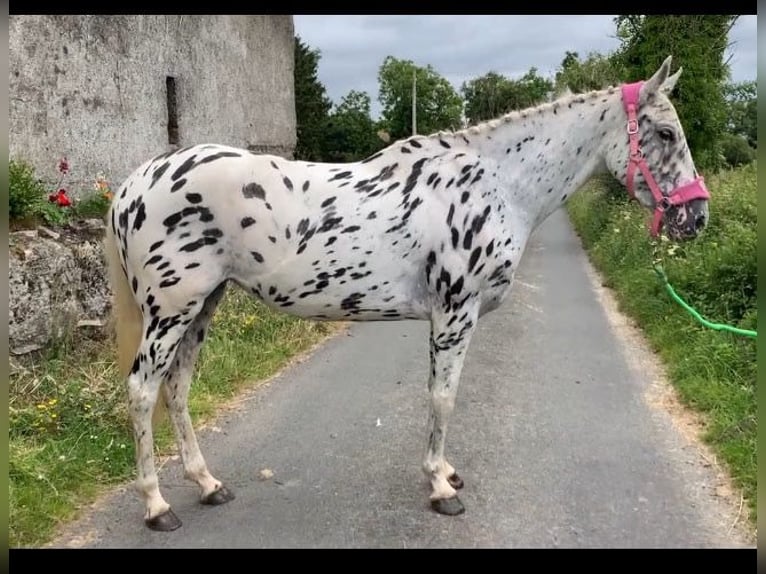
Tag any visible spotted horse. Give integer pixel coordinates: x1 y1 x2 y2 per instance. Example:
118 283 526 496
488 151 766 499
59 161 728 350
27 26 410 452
105 56 710 531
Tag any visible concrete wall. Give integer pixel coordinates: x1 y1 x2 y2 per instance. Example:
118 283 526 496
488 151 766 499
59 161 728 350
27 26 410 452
9 15 296 193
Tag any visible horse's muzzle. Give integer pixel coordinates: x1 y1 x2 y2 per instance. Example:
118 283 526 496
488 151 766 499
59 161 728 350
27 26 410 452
664 198 709 241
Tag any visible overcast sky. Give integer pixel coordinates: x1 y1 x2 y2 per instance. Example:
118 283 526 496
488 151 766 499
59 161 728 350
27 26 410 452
294 15 757 119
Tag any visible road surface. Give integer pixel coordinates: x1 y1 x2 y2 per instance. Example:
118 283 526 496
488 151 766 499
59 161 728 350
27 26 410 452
50 209 753 548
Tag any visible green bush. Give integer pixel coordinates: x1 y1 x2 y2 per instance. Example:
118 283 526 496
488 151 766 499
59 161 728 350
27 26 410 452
721 133 756 168
9 158 114 228
71 191 113 219
9 159 47 221
567 162 757 521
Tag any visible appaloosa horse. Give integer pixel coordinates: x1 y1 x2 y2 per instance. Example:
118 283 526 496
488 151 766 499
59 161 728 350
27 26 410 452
104 56 710 531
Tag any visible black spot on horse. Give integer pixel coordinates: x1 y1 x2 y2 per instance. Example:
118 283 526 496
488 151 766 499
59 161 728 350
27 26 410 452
159 277 181 288
362 151 384 163
283 176 294 191
170 178 187 193
132 201 147 231
328 171 352 182
150 161 171 189
251 251 264 263
242 183 266 200
171 155 198 181
462 230 473 250
186 193 202 204
467 247 482 273
179 237 217 252
241 217 255 228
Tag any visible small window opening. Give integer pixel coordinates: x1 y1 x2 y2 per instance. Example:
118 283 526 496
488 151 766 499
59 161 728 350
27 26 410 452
166 76 179 146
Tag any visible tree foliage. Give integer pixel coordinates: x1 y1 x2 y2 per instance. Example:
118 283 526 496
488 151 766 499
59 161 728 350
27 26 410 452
461 68 554 125
613 15 739 171
322 90 385 162
293 36 332 161
723 80 756 149
553 51 624 94
377 56 463 140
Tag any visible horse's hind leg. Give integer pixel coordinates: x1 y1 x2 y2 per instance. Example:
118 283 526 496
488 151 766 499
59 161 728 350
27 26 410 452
127 317 199 531
422 302 480 516
160 281 235 506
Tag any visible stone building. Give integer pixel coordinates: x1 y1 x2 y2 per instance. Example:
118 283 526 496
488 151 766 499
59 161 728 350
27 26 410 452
9 15 297 193
9 15 297 356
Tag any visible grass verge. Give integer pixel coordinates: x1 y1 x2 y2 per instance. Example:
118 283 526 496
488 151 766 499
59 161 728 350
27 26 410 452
9 286 339 547
566 163 756 524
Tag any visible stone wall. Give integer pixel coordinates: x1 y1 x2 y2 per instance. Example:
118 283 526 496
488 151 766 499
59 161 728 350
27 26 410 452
9 15 296 194
10 221 110 356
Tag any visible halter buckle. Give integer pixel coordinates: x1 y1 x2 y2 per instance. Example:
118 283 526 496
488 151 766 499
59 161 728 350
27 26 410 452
630 148 643 161
627 119 639 134
656 196 672 212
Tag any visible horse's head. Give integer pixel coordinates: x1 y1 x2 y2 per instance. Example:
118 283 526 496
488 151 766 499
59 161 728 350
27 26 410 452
603 56 710 241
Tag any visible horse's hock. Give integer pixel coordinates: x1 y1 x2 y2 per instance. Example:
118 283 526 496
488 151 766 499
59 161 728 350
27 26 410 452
10 220 111 356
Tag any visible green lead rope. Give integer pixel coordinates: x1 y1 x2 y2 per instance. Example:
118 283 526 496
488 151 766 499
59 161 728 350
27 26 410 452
651 262 757 338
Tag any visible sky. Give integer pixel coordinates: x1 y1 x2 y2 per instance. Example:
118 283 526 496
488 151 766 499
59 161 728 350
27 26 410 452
293 15 758 119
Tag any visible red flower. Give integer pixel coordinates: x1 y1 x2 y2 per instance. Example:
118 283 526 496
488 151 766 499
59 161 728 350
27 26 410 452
58 157 69 175
48 188 71 207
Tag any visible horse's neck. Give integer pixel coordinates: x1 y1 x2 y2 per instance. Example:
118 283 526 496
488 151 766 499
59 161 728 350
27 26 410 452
442 89 620 230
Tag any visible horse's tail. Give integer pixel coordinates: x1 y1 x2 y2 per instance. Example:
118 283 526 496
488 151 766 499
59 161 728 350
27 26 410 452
104 211 168 427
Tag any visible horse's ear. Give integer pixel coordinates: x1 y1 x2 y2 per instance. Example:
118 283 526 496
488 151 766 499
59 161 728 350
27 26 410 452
640 55 673 100
660 66 683 95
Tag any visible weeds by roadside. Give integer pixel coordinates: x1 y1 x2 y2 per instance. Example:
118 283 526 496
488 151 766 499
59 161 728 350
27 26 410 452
566 163 756 523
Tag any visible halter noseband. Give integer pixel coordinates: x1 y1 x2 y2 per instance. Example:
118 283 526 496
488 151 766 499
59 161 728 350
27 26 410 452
620 81 710 237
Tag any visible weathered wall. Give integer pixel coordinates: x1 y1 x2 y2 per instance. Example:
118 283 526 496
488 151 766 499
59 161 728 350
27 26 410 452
9 15 296 193
10 221 111 356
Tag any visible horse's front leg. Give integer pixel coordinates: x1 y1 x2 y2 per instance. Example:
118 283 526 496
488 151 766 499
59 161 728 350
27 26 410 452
423 301 480 516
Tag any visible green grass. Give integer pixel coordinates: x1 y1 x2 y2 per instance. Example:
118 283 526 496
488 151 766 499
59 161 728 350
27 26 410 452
9 287 338 547
566 162 756 524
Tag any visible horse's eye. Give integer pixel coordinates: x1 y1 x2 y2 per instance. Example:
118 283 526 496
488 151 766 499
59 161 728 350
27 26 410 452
658 128 675 142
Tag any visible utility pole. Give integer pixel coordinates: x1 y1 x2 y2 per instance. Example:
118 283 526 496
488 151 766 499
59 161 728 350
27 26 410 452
412 69 417 136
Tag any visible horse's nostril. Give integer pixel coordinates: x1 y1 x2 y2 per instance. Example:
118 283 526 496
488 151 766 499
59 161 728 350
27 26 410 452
695 213 706 230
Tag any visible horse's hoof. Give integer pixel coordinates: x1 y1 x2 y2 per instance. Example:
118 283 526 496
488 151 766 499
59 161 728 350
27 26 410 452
201 485 235 506
431 495 465 516
145 509 182 532
447 473 464 490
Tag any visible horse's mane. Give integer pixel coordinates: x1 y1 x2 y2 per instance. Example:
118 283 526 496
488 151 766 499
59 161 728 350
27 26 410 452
406 84 620 146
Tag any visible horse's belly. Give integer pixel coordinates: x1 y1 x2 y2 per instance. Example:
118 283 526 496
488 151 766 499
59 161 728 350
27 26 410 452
230 256 431 322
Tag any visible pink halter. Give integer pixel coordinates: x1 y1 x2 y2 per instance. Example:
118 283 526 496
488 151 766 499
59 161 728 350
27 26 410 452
620 81 710 237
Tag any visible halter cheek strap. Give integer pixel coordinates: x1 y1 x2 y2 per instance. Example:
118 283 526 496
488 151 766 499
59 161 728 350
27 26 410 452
620 81 710 237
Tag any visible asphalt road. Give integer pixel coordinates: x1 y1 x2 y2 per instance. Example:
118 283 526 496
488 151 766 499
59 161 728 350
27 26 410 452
50 209 752 548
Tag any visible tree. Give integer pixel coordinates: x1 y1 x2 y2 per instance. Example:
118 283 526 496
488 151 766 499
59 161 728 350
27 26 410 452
613 15 739 171
724 80 756 149
461 71 515 125
322 90 385 162
553 51 624 94
293 36 332 161
377 56 463 140
462 68 554 125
